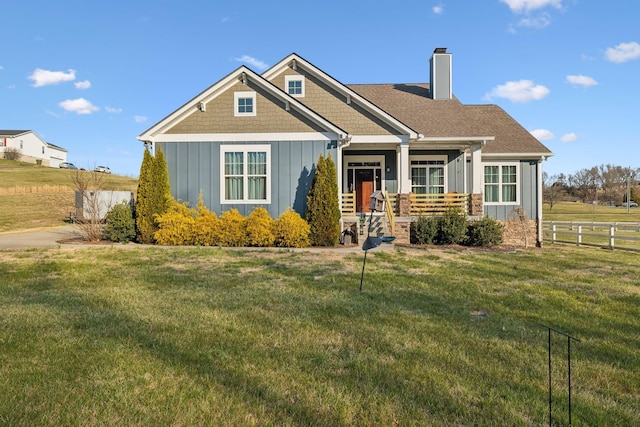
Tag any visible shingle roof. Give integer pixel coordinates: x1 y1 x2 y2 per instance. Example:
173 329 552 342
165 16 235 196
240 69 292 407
0 130 30 136
346 84 552 155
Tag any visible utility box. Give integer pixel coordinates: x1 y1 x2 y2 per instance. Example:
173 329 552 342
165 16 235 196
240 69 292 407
370 190 386 212
75 190 134 221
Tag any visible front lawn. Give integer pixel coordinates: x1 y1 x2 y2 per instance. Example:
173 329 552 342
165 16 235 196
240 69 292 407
0 245 637 425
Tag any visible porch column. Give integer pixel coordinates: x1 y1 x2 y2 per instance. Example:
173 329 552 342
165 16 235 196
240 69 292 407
398 142 411 193
471 143 483 194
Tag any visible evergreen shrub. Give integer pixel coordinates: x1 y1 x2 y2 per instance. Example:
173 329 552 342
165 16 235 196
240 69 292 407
154 200 195 246
414 215 440 245
246 207 275 247
306 154 341 246
218 209 247 247
438 206 468 244
466 216 504 246
193 196 221 246
103 202 136 243
274 208 310 248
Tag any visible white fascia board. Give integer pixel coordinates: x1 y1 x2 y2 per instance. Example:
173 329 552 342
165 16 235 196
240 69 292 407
417 136 495 143
263 54 419 139
349 135 409 144
152 132 338 143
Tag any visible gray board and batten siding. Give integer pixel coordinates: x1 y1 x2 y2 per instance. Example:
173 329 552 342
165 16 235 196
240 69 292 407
159 140 337 218
480 159 540 221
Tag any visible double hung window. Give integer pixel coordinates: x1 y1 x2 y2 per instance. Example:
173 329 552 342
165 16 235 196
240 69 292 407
411 159 445 194
221 145 270 203
484 163 518 204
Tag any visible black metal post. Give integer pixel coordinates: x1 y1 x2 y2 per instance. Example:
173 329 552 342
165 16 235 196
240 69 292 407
548 328 552 427
568 336 572 427
359 250 367 293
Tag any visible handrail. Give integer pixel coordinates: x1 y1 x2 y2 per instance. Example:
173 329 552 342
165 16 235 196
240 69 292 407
384 191 395 236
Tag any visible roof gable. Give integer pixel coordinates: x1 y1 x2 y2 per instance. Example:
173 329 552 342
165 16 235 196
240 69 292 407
262 54 419 138
138 66 347 143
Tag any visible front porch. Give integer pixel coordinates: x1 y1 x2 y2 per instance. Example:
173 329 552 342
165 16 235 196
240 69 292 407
340 191 484 245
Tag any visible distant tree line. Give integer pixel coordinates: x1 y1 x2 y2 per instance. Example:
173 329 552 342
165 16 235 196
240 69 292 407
543 164 640 209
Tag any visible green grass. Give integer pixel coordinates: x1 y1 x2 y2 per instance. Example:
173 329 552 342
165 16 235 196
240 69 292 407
0 245 637 425
0 159 137 232
544 201 640 222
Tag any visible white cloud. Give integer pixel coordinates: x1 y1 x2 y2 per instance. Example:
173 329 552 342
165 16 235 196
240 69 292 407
566 74 598 87
105 106 123 114
517 14 551 29
500 0 562 13
561 133 578 142
530 129 554 140
120 149 131 155
74 80 91 89
433 6 444 14
134 115 147 123
58 98 99 115
485 80 550 103
29 68 76 87
233 55 269 71
604 41 640 63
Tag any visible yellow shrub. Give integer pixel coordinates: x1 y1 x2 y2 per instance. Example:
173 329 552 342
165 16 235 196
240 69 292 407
246 207 275 247
154 200 195 245
193 197 221 246
218 209 247 247
274 208 310 248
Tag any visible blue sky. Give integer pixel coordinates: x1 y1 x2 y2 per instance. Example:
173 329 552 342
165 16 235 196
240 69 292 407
2 0 638 177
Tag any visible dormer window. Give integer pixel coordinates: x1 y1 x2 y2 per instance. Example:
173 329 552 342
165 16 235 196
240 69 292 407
285 75 305 98
234 91 256 117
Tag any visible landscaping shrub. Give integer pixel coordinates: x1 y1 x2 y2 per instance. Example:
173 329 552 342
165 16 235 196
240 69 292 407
466 216 504 246
103 202 136 243
154 200 195 246
437 206 468 244
192 197 221 246
135 145 172 244
246 207 275 247
218 209 247 247
306 154 341 246
3 147 21 161
274 208 310 248
414 215 440 244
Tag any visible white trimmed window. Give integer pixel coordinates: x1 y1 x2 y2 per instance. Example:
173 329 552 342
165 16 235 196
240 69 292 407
484 163 519 204
234 91 256 116
285 75 305 97
410 157 446 194
221 145 270 203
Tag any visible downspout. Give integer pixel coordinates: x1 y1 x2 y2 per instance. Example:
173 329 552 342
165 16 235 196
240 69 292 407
537 158 545 247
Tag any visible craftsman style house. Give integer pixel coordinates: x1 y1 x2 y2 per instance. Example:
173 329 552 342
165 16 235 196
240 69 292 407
138 49 553 246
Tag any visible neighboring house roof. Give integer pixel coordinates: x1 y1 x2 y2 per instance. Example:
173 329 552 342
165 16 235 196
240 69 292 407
347 83 552 157
0 130 31 137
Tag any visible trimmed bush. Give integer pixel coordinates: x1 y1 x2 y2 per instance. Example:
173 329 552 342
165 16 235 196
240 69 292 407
274 208 310 248
414 215 439 245
218 209 247 247
103 202 136 243
154 200 195 246
437 206 468 244
135 146 171 244
466 216 504 246
246 207 275 247
192 197 221 246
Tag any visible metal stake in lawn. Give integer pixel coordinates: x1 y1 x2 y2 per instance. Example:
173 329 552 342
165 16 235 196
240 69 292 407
542 324 580 427
359 210 382 292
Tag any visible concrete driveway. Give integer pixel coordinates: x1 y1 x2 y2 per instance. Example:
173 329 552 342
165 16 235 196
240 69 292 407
0 225 81 249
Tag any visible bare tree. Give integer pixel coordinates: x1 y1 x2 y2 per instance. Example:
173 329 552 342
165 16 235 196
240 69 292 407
542 172 567 209
568 167 598 203
596 164 630 204
70 168 111 242
3 147 22 161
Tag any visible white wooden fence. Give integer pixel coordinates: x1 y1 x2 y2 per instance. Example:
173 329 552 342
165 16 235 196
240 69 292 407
543 221 640 251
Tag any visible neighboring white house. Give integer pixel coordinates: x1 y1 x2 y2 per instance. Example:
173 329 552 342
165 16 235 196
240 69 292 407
0 130 68 167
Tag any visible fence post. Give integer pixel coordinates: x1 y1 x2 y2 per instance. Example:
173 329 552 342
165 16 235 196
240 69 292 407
576 225 582 246
609 225 615 250
552 224 557 243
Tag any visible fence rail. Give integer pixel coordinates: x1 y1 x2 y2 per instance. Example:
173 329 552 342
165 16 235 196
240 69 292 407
543 221 640 251
341 192 470 216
